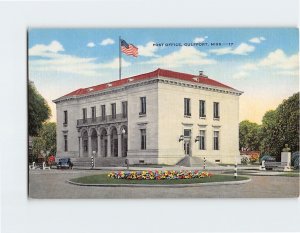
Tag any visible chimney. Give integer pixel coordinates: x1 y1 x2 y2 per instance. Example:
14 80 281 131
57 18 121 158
199 70 208 78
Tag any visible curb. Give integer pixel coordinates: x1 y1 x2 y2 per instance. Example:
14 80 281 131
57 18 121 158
67 177 251 188
238 173 299 177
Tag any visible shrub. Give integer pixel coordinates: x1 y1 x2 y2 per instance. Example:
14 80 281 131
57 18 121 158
241 156 249 165
291 152 299 169
249 153 259 164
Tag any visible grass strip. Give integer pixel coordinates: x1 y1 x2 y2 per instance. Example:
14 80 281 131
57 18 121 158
70 174 249 185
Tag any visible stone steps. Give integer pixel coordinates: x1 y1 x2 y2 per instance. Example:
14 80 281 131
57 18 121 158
176 156 218 167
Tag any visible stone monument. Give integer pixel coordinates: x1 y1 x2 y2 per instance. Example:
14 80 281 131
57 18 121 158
281 144 291 171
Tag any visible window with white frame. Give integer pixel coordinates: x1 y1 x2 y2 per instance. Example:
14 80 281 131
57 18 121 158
111 103 116 119
199 130 206 150
101 105 106 120
199 100 206 118
213 131 219 150
122 101 128 118
82 108 87 122
64 135 68 152
184 98 191 116
140 129 146 150
140 97 146 115
213 102 220 119
63 110 68 125
91 106 96 121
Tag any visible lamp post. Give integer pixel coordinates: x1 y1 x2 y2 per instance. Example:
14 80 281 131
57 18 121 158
234 163 237 179
92 151 96 168
195 136 200 143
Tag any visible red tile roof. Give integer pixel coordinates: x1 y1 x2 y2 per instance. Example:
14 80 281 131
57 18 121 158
63 68 238 98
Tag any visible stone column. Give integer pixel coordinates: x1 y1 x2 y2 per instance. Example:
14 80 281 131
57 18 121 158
118 133 122 157
88 135 92 157
107 133 111 157
79 137 82 157
97 134 101 157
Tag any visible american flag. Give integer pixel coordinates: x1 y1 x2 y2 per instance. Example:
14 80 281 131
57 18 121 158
121 39 138 57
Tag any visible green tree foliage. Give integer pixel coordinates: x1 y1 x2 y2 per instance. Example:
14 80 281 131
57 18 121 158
28 81 51 136
260 92 299 158
260 110 279 156
240 93 299 159
32 122 57 161
239 120 261 151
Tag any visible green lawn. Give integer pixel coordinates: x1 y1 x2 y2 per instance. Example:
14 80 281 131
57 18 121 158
70 174 249 185
280 172 300 177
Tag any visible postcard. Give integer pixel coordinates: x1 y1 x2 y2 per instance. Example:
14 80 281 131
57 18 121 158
28 28 299 198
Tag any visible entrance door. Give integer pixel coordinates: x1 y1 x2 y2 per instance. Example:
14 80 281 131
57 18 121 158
184 140 191 156
183 129 192 156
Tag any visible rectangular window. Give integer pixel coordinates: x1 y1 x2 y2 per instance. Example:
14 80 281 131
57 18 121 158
213 131 219 150
82 108 87 122
199 130 206 150
101 105 106 120
91 106 96 121
64 135 68 152
184 129 191 137
213 102 220 119
140 97 146 115
63 110 68 125
199 100 206 118
122 101 128 118
184 98 191 116
140 129 146 150
111 103 116 119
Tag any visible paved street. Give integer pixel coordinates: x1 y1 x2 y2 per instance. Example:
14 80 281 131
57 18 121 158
29 169 299 198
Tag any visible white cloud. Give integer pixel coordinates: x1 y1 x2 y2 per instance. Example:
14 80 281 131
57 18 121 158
249 37 266 44
233 49 298 79
29 40 64 57
193 36 207 43
100 38 115 46
87 42 95 48
259 49 298 70
137 41 159 57
241 63 258 71
210 43 255 55
233 71 249 79
100 58 131 69
143 46 216 67
29 40 130 76
276 70 299 77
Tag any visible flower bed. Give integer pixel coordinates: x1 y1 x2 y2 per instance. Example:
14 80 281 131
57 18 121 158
108 170 213 180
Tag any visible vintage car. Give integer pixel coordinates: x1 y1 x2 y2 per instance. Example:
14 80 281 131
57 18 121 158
56 158 73 169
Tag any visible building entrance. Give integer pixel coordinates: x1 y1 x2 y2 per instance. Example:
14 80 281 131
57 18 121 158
183 129 192 156
184 140 191 156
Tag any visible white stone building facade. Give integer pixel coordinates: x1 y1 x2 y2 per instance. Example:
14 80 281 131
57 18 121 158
53 68 243 165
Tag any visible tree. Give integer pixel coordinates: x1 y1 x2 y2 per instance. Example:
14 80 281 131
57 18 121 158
260 93 299 159
260 110 279 156
28 81 51 136
239 120 261 151
276 92 299 153
32 122 57 161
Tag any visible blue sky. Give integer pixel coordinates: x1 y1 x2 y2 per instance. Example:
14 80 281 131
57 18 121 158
28 28 299 123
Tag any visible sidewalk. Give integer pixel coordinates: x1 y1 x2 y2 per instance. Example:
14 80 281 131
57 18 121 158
73 165 261 171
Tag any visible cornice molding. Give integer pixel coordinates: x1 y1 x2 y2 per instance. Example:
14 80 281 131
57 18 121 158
53 76 242 104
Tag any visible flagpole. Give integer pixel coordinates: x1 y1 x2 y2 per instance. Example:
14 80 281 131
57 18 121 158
119 36 122 80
